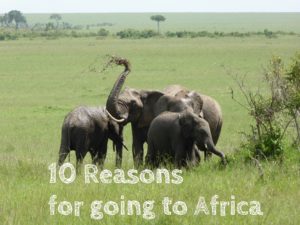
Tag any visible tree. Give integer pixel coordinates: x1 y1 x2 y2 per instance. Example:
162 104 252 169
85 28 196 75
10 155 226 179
50 14 62 29
7 10 27 29
97 28 109 37
150 15 166 34
45 22 55 31
2 14 10 27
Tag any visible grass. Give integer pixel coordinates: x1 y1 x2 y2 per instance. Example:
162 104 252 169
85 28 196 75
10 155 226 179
0 29 300 223
23 13 300 33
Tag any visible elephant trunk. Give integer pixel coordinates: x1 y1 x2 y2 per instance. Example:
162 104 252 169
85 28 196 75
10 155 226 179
205 138 226 164
106 57 131 121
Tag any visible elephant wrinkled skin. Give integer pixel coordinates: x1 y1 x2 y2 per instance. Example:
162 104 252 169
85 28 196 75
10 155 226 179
106 63 223 168
146 110 226 168
58 106 124 169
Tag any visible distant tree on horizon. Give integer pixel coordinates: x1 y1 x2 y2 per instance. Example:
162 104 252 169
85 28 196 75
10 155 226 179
7 10 27 29
50 13 62 29
150 15 166 34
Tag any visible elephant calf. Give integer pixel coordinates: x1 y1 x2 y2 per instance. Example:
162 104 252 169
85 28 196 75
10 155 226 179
146 110 226 168
58 106 124 169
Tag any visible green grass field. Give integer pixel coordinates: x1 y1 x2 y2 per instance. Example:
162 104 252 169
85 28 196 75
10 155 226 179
25 13 300 32
0 13 300 224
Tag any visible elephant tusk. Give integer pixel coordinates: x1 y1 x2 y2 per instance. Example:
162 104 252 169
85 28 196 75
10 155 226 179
105 108 125 123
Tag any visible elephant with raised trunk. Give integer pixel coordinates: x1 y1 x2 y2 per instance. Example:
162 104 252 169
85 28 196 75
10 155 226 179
58 106 125 170
146 110 226 168
105 57 223 168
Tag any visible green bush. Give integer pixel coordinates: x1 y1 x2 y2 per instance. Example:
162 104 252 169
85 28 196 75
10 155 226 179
116 29 157 39
97 28 109 37
241 124 285 160
232 56 291 161
264 29 277 38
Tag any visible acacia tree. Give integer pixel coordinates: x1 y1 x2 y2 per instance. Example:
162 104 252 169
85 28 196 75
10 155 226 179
50 14 62 29
2 14 10 27
7 10 27 29
150 15 166 34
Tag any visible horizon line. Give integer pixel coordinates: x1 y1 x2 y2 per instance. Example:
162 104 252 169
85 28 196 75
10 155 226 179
1 11 300 14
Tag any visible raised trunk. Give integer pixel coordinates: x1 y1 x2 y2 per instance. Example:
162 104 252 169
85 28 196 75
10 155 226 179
106 59 131 120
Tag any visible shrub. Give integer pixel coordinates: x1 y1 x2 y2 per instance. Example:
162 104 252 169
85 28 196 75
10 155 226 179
0 33 5 40
264 29 277 38
97 28 109 37
116 29 157 39
231 56 291 161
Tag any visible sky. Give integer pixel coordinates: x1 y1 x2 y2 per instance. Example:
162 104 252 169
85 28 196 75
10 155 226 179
1 0 300 13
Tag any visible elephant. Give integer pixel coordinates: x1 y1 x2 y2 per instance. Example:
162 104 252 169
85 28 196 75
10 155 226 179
105 59 223 168
164 85 223 145
146 110 226 168
58 106 125 170
164 85 223 160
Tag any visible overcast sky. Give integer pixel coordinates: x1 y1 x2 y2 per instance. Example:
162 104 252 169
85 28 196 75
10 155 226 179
1 0 300 13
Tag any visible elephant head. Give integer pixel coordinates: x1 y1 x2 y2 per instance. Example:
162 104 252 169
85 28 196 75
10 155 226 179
105 58 164 127
164 85 223 145
181 91 203 117
179 110 226 163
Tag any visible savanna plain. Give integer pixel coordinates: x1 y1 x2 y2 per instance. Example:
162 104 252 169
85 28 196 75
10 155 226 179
0 13 300 224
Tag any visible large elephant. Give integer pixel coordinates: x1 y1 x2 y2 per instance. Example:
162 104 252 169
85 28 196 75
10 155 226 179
58 106 125 170
105 59 223 168
146 110 226 168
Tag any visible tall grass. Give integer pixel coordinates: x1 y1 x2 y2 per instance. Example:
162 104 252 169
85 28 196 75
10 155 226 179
0 35 300 224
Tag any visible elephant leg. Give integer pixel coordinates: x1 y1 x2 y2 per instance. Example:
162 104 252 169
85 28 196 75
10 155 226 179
97 139 108 169
174 142 187 169
132 126 147 168
115 142 122 168
145 141 159 169
58 145 69 166
174 150 185 169
193 144 201 165
75 151 87 173
75 136 88 173
115 125 123 168
132 139 144 169
184 142 197 168
90 150 98 165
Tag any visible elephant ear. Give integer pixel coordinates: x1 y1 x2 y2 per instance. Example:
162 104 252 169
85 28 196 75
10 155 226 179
138 90 164 127
187 91 203 115
140 90 164 104
179 111 195 138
